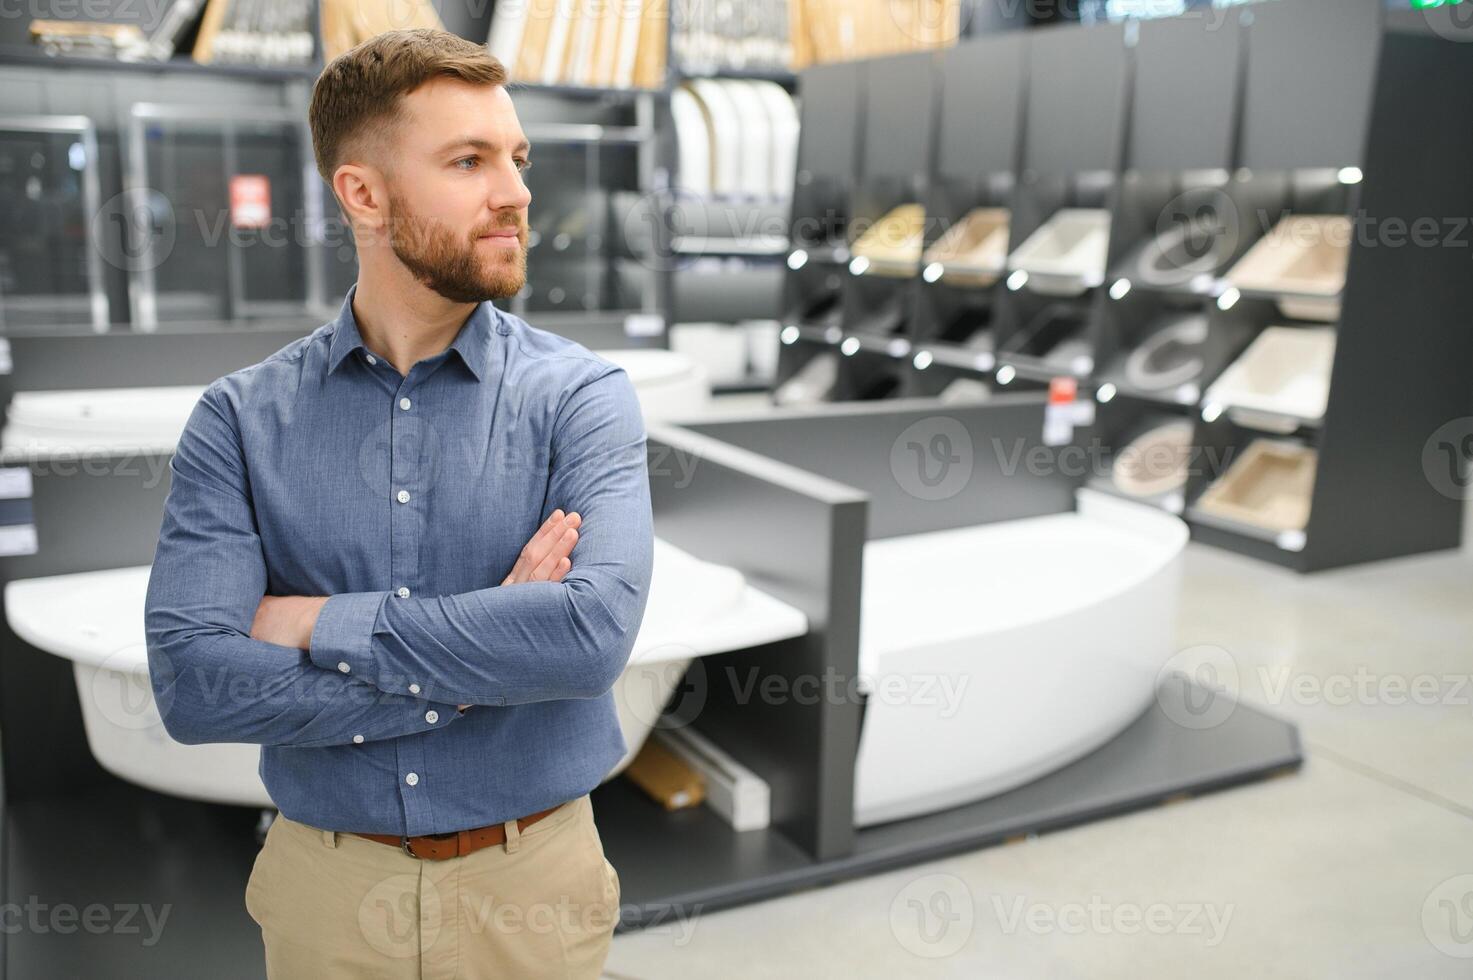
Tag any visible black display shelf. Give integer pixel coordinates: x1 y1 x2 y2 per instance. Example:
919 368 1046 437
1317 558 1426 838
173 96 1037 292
775 1 1473 572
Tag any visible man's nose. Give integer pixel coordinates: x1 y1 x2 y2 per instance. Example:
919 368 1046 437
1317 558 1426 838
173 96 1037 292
492 173 532 212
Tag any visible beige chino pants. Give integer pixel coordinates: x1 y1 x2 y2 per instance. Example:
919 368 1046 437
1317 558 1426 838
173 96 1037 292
245 793 621 979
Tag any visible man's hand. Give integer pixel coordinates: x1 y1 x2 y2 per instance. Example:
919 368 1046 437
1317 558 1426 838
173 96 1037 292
502 508 581 586
251 595 329 650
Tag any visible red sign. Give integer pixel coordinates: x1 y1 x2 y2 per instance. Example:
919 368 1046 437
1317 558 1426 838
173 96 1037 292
1048 376 1078 405
230 174 271 229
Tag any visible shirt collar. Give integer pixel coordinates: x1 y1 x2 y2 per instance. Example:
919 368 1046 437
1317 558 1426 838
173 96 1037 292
326 282 497 382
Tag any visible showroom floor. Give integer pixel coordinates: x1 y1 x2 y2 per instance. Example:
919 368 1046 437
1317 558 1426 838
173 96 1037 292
602 394 1473 979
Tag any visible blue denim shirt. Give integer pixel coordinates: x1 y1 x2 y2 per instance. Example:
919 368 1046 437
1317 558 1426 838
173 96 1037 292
144 283 654 835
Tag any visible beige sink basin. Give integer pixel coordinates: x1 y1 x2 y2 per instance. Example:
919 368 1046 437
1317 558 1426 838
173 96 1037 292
1226 214 1351 321
1111 419 1195 498
922 207 1011 286
851 203 925 276
1205 325 1336 428
1007 208 1111 296
1197 439 1317 533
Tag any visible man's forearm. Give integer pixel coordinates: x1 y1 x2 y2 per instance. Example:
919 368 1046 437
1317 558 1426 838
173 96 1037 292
307 564 650 707
146 626 464 748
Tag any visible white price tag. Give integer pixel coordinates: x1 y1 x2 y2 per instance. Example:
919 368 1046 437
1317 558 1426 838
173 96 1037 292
1043 377 1084 447
0 523 37 557
0 466 32 500
623 313 665 338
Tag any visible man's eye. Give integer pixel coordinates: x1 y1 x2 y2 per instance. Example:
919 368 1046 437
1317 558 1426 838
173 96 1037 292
455 157 479 170
515 158 532 173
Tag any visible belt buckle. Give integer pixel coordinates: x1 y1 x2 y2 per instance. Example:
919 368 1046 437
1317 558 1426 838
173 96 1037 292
399 836 419 859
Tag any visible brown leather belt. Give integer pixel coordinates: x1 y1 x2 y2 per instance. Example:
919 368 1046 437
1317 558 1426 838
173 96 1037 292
352 801 567 860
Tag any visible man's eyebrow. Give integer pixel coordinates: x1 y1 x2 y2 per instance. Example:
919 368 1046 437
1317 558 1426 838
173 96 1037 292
434 136 532 156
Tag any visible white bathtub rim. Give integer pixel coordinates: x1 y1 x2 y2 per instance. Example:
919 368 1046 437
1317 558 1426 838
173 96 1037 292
857 489 1188 690
853 683 1159 827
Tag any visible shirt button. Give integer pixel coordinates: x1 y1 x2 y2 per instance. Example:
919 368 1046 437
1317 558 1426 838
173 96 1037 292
365 354 377 365
409 683 421 694
399 397 411 410
352 734 364 744
405 772 419 786
396 586 411 598
425 710 439 724
337 661 350 673
396 489 411 504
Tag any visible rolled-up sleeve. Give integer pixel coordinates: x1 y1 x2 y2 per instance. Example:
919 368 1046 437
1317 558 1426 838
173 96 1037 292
144 380 464 748
307 364 654 706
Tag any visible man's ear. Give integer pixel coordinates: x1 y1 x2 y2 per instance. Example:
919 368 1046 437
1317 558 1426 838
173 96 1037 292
334 163 386 235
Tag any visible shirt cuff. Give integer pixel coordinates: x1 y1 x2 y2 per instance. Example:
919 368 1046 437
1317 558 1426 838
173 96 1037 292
309 591 388 680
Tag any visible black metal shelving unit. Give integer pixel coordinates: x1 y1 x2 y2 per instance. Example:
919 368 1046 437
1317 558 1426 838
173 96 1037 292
773 0 1473 572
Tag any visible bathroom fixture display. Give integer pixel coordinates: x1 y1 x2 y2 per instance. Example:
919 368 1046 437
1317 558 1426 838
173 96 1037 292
774 351 839 405
1130 209 1236 288
852 488 1188 826
1224 214 1351 322
848 290 910 337
720 81 775 200
751 81 801 200
686 80 744 199
0 319 1310 939
3 538 807 807
594 347 713 421
1 385 205 456
921 208 1011 286
999 303 1092 376
1110 419 1194 498
0 116 110 331
670 86 713 197
1006 209 1112 297
849 204 926 277
1119 312 1211 393
124 103 316 329
1195 439 1317 535
675 79 799 201
1204 325 1336 429
670 322 749 387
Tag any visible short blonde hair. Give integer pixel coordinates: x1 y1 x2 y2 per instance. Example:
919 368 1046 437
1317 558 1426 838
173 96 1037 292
309 28 507 186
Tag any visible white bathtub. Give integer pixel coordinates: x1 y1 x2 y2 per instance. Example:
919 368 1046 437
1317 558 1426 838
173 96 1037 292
4 538 806 809
853 488 1189 827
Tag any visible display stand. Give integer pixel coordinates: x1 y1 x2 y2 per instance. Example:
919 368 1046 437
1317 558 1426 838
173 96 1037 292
775 2 1473 571
0 380 1303 970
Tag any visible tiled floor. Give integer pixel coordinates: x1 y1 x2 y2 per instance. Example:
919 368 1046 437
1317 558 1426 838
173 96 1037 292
604 395 1473 978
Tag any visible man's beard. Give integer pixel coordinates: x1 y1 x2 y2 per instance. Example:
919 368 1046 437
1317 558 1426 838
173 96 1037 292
386 188 527 303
